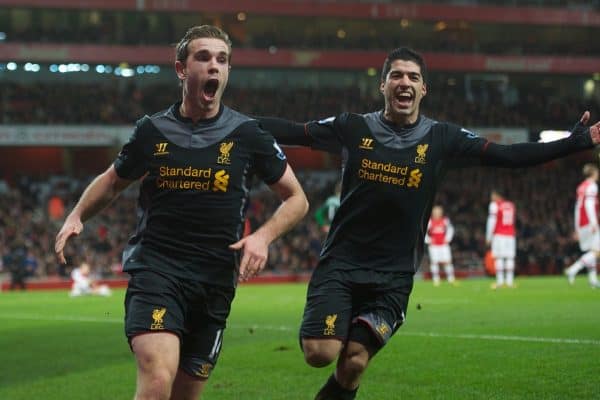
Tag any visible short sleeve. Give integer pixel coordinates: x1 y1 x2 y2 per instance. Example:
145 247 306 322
251 127 288 185
113 118 148 180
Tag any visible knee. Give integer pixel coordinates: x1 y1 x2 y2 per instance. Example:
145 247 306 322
135 355 177 399
136 367 175 400
341 348 370 376
302 339 341 368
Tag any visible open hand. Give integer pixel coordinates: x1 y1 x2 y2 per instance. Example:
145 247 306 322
55 215 83 264
575 111 600 145
230 233 269 282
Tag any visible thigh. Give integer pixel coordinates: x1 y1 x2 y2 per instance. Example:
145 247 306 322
179 283 235 378
492 236 515 258
578 227 600 251
131 331 180 370
300 265 354 342
430 245 450 264
352 272 414 347
124 270 186 342
441 245 452 263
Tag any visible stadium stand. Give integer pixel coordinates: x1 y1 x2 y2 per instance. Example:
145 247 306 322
0 0 598 288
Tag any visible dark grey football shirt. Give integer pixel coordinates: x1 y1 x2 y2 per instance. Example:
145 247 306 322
114 103 287 287
305 112 487 273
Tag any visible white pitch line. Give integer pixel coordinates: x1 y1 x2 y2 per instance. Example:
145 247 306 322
401 332 600 346
2 313 599 346
0 313 123 324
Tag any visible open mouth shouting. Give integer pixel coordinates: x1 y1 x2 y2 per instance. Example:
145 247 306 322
394 91 414 109
201 78 220 102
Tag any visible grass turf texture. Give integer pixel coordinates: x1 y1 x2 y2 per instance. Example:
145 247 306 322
1 276 598 399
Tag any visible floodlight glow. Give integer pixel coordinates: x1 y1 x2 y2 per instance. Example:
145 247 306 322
538 130 571 143
81 64 89 72
69 64 81 72
584 79 595 96
50 64 59 72
58 64 68 73
7 62 17 71
96 65 105 73
121 68 134 77
137 66 145 74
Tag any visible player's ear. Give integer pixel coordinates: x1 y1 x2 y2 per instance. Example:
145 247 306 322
380 80 385 94
175 60 186 80
421 82 427 97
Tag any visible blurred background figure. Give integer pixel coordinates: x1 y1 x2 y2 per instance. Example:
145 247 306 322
5 239 31 290
70 262 112 297
564 163 600 288
425 205 456 286
314 182 341 233
486 190 517 289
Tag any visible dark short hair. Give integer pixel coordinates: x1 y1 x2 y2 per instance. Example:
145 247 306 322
381 47 427 82
175 25 232 63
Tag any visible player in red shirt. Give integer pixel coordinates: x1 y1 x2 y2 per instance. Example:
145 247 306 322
486 190 517 289
425 205 456 286
564 163 600 288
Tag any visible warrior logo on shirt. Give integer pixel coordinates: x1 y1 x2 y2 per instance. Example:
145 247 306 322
154 142 169 156
414 144 428 164
359 138 374 150
217 141 234 165
323 314 338 336
151 307 166 330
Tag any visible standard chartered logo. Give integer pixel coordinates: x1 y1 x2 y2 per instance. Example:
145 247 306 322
358 158 423 189
213 169 229 192
156 165 230 192
407 169 422 188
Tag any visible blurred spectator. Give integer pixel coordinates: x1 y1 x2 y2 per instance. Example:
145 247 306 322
0 156 595 279
3 82 598 131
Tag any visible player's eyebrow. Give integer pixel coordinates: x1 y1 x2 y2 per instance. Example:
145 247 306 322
193 49 229 59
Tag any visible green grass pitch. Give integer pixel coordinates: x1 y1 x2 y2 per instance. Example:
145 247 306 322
1 276 598 399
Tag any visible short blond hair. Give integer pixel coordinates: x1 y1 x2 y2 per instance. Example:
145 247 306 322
583 163 599 177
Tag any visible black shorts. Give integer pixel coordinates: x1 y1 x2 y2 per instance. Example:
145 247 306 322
300 260 414 348
124 269 235 378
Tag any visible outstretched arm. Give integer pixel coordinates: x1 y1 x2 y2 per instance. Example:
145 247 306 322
229 164 309 281
481 111 600 167
55 165 134 264
257 117 312 146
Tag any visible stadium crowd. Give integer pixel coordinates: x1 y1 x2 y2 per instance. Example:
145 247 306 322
3 82 599 131
3 7 599 56
0 155 589 285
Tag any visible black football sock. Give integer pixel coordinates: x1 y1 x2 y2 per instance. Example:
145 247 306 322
314 374 358 400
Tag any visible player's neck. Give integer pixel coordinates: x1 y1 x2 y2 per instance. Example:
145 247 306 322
382 109 419 127
180 98 220 122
